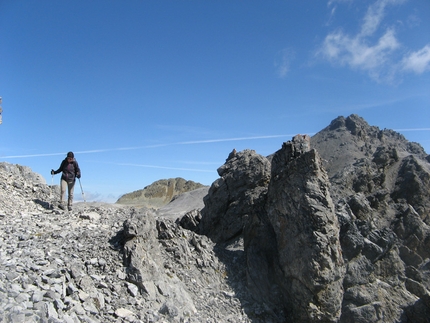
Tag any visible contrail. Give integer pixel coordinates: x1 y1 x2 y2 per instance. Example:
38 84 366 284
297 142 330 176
177 134 302 145
2 129 427 159
0 145 167 159
114 162 215 173
0 152 67 158
394 128 430 132
1 134 302 159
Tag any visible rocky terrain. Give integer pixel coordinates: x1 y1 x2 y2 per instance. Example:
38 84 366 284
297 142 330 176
116 178 207 209
1 114 430 323
198 115 430 322
0 164 253 323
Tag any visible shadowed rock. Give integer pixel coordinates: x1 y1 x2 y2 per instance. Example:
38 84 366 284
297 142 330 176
198 149 271 243
265 139 345 323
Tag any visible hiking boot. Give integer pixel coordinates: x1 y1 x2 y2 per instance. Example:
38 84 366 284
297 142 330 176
58 204 65 210
68 206 72 211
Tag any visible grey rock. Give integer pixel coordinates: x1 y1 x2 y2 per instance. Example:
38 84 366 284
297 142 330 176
199 149 271 243
252 136 345 322
126 282 139 297
405 278 429 299
114 307 136 319
159 301 179 317
157 186 209 220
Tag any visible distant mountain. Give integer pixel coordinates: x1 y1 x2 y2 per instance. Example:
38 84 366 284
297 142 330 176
116 177 207 209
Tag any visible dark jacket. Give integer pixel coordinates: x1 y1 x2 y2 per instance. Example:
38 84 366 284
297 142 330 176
54 158 81 183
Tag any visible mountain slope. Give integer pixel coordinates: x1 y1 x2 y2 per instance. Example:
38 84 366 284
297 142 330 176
198 114 430 323
116 177 207 209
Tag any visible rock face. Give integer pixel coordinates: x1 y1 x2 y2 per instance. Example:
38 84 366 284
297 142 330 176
311 114 430 223
266 140 345 322
200 136 345 322
199 116 430 323
199 149 271 243
116 177 207 209
310 115 430 323
2 114 430 323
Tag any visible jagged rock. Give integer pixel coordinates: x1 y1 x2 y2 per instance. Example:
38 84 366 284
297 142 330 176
266 140 345 323
199 149 271 243
200 117 430 323
403 293 430 323
121 210 198 319
392 155 430 221
312 114 430 222
176 209 201 232
310 115 430 322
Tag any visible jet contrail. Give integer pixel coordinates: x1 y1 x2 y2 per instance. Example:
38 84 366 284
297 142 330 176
177 134 303 145
2 129 427 159
1 134 302 159
394 128 430 132
114 162 215 172
0 152 67 158
0 145 168 159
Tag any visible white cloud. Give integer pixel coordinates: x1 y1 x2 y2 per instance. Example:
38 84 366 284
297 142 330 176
319 0 428 82
274 49 295 78
320 28 399 79
402 45 430 74
360 0 406 37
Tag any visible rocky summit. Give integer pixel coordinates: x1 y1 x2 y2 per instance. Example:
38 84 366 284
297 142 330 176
1 114 430 323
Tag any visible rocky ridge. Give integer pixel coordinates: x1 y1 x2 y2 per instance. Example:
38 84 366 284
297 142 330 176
198 114 430 323
1 114 430 323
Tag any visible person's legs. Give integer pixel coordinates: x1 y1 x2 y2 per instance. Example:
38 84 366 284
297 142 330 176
59 179 67 209
67 181 75 210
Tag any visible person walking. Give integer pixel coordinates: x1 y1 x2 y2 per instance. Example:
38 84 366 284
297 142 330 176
51 151 81 211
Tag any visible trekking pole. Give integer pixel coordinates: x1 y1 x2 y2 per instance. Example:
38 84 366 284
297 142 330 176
49 174 54 208
78 178 86 202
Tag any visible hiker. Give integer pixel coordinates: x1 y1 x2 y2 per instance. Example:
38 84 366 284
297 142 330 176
51 151 81 211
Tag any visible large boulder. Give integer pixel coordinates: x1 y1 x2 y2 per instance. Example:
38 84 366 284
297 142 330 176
246 135 345 322
198 149 271 243
121 210 198 317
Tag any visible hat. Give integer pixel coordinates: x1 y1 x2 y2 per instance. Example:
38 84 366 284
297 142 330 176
67 152 74 158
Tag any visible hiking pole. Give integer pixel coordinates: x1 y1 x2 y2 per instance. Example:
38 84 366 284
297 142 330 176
78 178 86 202
49 174 54 209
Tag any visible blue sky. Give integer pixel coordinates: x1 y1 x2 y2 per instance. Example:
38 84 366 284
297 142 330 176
1 0 429 202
